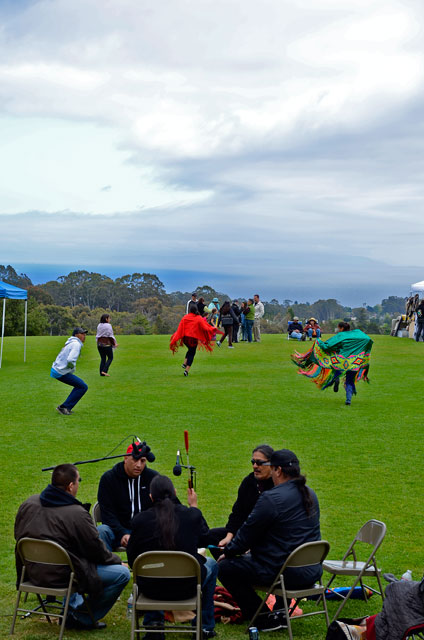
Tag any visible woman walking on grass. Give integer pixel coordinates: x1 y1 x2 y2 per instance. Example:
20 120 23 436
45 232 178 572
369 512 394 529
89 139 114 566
96 314 118 377
170 303 223 376
216 301 238 349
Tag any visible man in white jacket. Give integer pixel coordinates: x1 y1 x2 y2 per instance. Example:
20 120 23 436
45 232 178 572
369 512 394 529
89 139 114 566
253 294 265 342
50 327 88 415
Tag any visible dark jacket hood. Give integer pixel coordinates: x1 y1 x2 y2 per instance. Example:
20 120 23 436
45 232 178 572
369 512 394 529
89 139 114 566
40 484 81 508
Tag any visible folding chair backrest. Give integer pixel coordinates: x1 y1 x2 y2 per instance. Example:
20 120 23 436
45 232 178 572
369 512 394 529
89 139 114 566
133 551 201 581
92 501 101 525
355 520 386 548
18 538 74 570
284 540 330 571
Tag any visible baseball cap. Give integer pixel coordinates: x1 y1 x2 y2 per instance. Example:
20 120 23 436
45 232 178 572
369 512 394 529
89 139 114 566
72 327 88 336
270 449 299 468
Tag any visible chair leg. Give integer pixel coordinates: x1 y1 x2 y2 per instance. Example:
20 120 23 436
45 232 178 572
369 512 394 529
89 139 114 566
9 589 22 635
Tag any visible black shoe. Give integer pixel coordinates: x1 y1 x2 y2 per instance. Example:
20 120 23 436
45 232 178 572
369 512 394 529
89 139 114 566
345 400 351 405
256 610 287 632
192 630 217 640
182 363 187 369
334 380 339 393
143 621 165 640
65 615 107 630
56 406 72 415
184 370 189 377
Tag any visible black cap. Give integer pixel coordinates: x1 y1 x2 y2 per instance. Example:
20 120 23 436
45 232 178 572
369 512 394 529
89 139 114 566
72 327 88 336
270 449 299 468
127 440 155 462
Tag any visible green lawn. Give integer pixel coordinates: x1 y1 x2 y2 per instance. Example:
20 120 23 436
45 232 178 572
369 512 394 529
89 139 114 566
1 334 423 639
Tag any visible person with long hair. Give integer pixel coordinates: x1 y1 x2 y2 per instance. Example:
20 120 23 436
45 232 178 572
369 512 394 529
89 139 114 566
206 444 274 559
96 314 118 377
218 449 321 632
217 300 238 348
291 320 373 406
127 475 218 640
170 303 223 376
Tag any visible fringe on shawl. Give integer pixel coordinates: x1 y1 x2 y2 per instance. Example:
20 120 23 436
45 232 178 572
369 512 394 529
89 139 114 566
170 337 215 354
291 345 370 390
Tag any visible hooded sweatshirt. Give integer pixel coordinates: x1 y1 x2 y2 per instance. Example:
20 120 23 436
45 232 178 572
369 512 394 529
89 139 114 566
97 462 159 542
15 484 121 596
51 336 84 377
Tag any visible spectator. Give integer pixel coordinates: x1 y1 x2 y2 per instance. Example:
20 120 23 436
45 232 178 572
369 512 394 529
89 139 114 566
303 318 321 341
217 301 238 348
253 294 265 342
244 299 255 343
186 292 198 314
288 317 305 341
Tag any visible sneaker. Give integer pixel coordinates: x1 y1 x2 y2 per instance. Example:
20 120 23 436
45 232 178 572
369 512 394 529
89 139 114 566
65 614 106 630
216 341 221 347
182 363 187 369
56 406 72 415
228 345 234 348
345 400 351 406
257 611 287 632
334 379 339 393
184 370 189 377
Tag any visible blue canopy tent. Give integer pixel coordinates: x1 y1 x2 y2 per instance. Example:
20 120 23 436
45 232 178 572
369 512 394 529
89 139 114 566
0 280 28 368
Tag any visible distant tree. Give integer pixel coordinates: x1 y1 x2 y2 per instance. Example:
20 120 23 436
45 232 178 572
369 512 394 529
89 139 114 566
28 285 54 305
0 265 32 289
381 296 407 315
42 305 74 336
309 299 346 322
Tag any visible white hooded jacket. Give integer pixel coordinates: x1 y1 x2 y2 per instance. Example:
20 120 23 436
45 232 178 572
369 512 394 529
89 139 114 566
51 336 84 376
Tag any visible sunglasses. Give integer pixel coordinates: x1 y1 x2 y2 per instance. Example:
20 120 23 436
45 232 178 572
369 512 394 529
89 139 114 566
251 459 271 466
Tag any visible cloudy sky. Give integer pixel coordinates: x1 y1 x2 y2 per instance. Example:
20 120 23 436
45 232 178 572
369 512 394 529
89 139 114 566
1 0 424 305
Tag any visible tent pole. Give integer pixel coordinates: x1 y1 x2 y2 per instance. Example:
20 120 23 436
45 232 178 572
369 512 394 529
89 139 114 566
0 298 5 369
24 299 27 363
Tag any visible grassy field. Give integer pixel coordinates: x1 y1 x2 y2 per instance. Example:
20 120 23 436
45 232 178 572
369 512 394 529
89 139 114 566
1 333 423 639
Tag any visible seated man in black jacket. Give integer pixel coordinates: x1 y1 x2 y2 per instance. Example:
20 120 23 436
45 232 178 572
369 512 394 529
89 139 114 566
206 444 274 558
218 449 322 632
97 441 158 551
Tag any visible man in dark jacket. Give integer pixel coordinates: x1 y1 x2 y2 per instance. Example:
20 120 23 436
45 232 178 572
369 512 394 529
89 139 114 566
97 440 158 551
206 444 274 557
218 449 321 631
14 463 130 630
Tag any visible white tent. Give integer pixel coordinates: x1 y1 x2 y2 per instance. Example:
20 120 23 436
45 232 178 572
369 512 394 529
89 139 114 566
411 280 424 294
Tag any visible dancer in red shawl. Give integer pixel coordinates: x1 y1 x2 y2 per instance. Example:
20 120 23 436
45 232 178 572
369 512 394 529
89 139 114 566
170 303 223 376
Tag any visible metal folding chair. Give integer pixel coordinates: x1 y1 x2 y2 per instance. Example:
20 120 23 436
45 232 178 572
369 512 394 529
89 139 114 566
248 540 330 640
323 519 386 621
131 551 202 640
10 537 94 640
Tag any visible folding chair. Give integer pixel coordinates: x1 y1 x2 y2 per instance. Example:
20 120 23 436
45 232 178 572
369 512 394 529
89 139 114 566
131 551 202 640
248 540 330 640
92 501 126 552
404 624 424 640
10 537 94 640
323 519 386 621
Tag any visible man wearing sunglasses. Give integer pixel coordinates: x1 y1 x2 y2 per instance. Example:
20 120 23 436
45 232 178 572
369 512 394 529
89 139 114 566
206 444 274 557
14 463 130 630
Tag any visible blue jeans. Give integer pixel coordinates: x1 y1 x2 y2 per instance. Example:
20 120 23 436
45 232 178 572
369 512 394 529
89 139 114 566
144 557 218 632
58 373 88 410
245 319 254 342
98 524 130 551
69 563 130 624
289 330 302 340
345 370 356 403
307 328 321 338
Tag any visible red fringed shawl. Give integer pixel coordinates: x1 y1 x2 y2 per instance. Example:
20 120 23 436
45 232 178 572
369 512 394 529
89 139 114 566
169 314 223 353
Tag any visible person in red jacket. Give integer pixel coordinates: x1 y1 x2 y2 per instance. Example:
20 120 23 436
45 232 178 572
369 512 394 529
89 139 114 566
170 303 223 376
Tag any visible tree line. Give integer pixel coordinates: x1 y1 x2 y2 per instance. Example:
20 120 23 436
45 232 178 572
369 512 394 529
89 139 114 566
0 264 407 337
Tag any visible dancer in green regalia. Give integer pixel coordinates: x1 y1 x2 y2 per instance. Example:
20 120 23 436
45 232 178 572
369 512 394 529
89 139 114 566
291 321 373 406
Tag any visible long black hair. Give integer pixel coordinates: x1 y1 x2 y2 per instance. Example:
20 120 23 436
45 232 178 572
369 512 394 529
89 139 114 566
220 301 231 314
188 302 199 315
281 463 314 516
100 313 110 323
150 475 177 549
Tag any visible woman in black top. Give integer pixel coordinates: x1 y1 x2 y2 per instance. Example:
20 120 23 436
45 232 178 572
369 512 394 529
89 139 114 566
217 301 238 348
127 475 218 639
